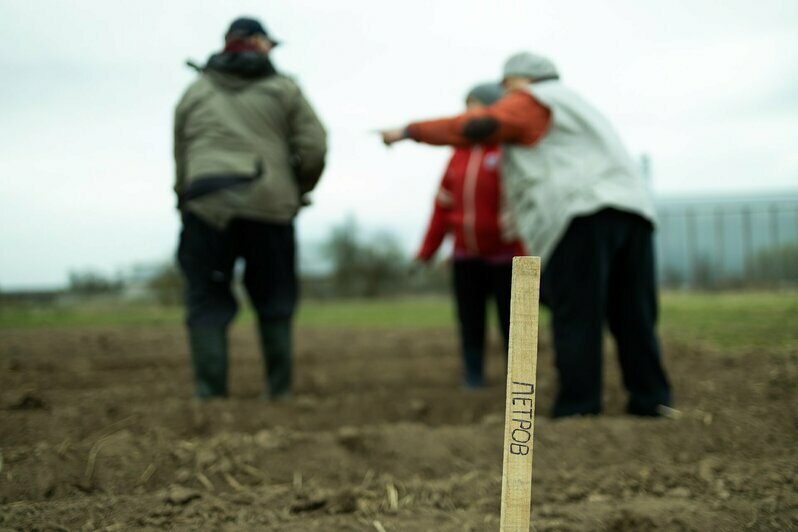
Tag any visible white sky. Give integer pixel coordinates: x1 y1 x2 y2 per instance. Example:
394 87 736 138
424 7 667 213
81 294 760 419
1 0 797 288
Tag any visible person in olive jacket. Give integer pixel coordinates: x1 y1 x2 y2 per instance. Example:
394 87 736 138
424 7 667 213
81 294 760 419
173 17 327 400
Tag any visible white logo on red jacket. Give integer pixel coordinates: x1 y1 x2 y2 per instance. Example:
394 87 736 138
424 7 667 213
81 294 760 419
484 152 499 170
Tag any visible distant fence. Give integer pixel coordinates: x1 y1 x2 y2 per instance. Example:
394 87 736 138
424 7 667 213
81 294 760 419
655 193 798 289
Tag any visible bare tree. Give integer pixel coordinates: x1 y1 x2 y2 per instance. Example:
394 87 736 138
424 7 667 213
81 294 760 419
322 217 406 297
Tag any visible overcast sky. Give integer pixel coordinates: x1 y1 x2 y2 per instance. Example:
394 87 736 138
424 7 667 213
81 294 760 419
1 0 797 288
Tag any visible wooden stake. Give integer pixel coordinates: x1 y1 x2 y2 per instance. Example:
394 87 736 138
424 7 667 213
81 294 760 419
500 256 541 532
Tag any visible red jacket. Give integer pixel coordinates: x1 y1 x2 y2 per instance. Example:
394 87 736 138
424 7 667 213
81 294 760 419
417 145 525 261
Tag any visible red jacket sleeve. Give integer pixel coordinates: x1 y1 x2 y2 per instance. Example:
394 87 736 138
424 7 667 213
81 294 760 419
416 158 455 261
405 90 551 147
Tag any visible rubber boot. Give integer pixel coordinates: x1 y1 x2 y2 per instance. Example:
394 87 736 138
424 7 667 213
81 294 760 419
258 318 293 400
463 345 485 389
188 327 228 399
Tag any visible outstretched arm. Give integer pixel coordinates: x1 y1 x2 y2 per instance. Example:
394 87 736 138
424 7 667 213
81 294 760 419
381 90 551 148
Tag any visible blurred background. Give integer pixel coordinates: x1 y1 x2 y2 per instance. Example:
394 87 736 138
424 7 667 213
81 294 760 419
1 0 797 302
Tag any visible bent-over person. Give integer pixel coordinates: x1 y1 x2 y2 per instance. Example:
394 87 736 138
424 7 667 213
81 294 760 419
382 52 671 417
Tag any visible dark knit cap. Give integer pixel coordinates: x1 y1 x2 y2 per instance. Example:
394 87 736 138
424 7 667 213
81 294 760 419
466 82 504 106
225 17 280 45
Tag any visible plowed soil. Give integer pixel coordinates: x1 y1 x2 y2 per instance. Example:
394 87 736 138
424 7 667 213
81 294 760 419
1 322 796 531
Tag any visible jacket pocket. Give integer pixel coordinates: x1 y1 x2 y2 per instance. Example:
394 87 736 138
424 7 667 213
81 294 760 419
179 160 265 207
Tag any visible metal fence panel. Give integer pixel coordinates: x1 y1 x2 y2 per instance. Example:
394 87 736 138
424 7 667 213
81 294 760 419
655 193 798 288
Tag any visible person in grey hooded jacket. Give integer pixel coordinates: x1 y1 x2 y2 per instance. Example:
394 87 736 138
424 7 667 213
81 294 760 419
174 17 327 400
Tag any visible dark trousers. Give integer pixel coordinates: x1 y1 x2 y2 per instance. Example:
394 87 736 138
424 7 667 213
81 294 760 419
177 212 297 397
542 208 671 417
178 212 297 327
452 259 513 388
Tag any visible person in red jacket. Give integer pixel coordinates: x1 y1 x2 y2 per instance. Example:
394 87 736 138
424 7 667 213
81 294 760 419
416 82 525 389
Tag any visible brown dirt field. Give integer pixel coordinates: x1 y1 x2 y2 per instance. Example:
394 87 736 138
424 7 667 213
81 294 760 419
1 322 796 531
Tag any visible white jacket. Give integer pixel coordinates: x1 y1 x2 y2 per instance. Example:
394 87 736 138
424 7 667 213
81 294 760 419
501 80 656 263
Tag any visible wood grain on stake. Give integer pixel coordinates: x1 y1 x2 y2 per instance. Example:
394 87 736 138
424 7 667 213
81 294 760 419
500 256 541 532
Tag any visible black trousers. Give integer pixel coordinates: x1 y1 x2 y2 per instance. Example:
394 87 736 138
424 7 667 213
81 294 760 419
452 258 513 387
542 208 671 417
177 211 297 328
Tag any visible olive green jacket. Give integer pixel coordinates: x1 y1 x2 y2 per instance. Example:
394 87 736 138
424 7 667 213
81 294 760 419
174 55 327 228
